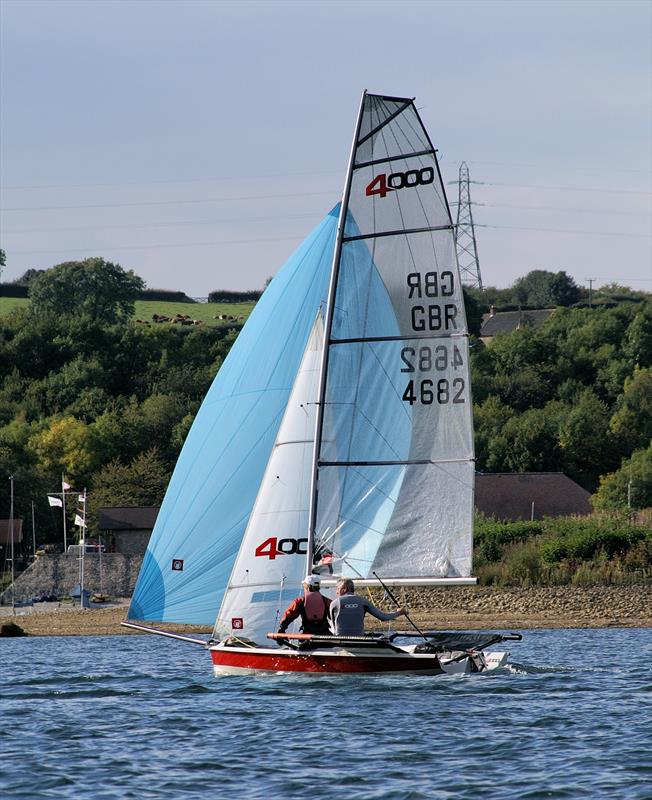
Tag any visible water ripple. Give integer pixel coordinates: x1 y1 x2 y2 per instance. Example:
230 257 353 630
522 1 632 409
2 628 651 799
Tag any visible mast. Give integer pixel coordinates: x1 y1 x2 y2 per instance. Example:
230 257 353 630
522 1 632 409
306 90 367 576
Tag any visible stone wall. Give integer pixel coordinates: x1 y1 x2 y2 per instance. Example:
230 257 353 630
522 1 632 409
0 553 143 604
114 530 150 555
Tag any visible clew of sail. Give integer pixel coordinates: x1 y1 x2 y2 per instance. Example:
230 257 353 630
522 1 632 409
128 208 338 624
214 315 324 644
311 93 475 583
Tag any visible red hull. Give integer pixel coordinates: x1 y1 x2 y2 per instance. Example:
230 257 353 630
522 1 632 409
210 644 444 675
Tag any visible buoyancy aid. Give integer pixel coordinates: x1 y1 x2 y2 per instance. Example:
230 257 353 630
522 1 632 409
278 590 331 635
303 589 327 623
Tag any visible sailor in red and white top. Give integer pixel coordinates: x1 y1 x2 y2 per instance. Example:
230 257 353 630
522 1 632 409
277 574 332 637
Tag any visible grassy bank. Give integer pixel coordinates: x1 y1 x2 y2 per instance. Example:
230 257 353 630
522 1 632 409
0 297 255 326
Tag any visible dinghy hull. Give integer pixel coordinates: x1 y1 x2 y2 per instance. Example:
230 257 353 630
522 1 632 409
210 644 446 676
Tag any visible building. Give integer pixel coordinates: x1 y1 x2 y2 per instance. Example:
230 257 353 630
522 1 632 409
98 507 159 555
475 472 592 521
480 307 555 342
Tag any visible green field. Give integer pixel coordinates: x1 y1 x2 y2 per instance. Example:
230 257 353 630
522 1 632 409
0 297 29 315
133 300 255 327
0 297 255 327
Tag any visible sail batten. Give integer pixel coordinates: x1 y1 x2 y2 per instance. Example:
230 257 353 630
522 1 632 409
342 224 454 242
319 458 474 467
354 149 436 170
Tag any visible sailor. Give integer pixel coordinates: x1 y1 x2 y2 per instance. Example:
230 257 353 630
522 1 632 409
329 578 406 636
277 574 332 637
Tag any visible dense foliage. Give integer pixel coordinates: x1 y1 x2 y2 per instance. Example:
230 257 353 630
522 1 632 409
472 301 652 494
0 302 238 549
468 273 649 310
0 258 649 563
474 515 652 586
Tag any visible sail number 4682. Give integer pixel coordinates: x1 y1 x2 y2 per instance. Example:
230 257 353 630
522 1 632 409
403 378 465 405
365 167 434 199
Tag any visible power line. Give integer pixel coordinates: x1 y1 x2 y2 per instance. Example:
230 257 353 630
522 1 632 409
0 169 342 192
464 202 650 217
2 158 649 193
2 211 319 235
7 235 306 256
477 181 651 195
0 189 337 213
459 159 652 176
7 222 650 258
476 223 651 238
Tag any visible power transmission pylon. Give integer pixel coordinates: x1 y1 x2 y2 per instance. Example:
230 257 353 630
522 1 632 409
454 162 483 289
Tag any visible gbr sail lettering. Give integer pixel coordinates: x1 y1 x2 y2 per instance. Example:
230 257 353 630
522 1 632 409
407 271 458 333
403 270 466 406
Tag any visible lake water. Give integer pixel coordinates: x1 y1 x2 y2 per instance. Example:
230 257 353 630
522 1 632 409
1 627 651 799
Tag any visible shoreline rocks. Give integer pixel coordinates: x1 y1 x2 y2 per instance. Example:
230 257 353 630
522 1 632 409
3 584 650 636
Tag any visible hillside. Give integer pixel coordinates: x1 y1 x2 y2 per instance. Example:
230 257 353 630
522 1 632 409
0 269 650 586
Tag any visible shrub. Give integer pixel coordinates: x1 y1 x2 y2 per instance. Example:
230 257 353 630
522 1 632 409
138 289 196 302
539 517 647 564
0 283 29 298
208 289 262 303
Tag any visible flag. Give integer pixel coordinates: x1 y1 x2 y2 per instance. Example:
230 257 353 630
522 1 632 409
74 514 86 528
48 495 63 508
63 481 71 490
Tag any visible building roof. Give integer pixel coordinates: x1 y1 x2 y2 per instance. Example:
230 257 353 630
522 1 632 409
475 473 591 521
480 308 555 338
0 519 23 544
99 507 159 531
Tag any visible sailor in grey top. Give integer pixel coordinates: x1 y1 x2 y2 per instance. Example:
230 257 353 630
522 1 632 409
329 578 406 636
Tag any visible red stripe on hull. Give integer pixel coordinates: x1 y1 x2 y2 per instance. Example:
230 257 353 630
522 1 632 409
211 646 443 675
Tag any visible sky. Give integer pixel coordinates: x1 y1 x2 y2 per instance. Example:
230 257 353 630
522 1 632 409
1 0 650 298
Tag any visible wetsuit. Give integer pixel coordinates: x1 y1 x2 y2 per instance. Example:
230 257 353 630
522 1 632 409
329 593 401 636
278 591 332 635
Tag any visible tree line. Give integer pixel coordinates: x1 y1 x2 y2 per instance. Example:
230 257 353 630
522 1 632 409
0 257 649 557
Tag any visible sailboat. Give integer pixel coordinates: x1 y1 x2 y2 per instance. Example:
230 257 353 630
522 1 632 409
123 91 521 675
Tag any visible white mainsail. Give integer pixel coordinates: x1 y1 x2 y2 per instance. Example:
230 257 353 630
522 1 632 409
214 315 324 643
309 93 476 584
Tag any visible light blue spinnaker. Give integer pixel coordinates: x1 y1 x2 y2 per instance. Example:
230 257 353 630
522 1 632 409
128 207 338 624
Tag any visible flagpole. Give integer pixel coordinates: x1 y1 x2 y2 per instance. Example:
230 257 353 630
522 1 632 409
61 473 67 552
80 489 86 609
9 475 15 615
31 501 36 559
